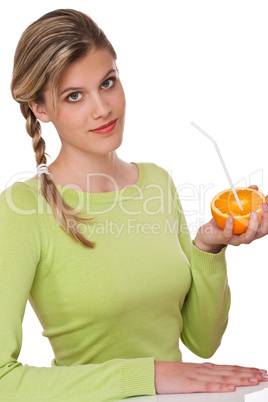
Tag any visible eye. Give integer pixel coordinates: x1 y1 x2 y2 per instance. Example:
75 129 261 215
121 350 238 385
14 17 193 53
101 78 115 90
67 92 83 102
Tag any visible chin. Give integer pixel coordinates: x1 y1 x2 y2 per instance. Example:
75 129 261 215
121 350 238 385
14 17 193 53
93 135 123 155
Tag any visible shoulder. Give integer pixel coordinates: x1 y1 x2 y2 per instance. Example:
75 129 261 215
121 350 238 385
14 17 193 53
0 180 41 216
138 162 176 192
0 181 44 254
138 162 172 180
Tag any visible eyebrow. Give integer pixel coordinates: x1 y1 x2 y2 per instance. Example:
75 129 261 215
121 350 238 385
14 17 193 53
60 68 117 96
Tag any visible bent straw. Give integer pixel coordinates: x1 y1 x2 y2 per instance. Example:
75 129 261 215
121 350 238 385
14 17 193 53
191 121 243 211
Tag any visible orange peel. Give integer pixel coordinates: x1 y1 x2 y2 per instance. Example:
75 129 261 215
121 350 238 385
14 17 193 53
211 187 266 234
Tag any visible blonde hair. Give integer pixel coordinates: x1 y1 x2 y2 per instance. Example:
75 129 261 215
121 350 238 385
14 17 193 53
11 9 117 248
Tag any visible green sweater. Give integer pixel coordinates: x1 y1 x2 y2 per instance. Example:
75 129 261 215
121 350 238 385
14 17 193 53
0 162 230 402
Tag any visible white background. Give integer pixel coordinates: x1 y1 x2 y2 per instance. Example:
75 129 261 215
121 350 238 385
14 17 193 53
1 0 267 370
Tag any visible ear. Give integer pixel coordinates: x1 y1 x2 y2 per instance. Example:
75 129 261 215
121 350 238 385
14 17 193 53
28 101 51 123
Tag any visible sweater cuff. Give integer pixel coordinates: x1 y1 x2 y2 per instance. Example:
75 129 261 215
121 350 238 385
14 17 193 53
119 357 156 398
191 240 227 274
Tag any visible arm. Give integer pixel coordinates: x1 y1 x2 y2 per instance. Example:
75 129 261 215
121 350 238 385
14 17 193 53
180 242 230 358
153 170 267 394
179 184 268 356
171 181 230 358
0 183 155 401
154 215 268 394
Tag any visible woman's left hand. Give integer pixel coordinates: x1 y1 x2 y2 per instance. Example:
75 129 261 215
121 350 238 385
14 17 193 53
194 186 268 254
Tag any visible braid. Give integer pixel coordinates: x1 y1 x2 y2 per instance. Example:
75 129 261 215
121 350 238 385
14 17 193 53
22 102 95 248
11 9 117 248
21 104 47 165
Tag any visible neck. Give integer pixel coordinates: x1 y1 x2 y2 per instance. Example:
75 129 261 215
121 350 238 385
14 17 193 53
48 150 136 193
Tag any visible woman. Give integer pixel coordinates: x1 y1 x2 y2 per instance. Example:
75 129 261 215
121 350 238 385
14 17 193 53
0 9 268 401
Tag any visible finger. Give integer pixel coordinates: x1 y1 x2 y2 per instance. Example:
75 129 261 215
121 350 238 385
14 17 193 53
201 362 266 373
222 216 234 241
192 373 262 387
186 378 236 393
257 202 268 235
199 367 268 382
241 211 259 243
248 185 258 191
221 217 243 246
192 363 268 380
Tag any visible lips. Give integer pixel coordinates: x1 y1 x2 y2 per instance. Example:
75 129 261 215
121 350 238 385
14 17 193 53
90 119 117 134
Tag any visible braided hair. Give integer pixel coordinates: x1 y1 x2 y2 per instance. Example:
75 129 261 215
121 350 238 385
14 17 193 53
11 9 117 247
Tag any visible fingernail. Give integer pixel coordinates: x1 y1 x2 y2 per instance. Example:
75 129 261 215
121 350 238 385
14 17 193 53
228 216 234 223
259 369 267 373
249 378 259 383
227 385 235 390
251 212 258 221
263 203 268 212
262 373 268 379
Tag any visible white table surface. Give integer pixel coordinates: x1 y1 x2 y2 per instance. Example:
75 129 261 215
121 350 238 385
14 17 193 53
121 382 268 401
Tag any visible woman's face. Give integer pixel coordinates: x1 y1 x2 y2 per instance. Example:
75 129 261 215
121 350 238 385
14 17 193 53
33 48 126 158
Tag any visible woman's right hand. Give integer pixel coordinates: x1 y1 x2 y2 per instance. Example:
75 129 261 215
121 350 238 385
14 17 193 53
154 361 268 394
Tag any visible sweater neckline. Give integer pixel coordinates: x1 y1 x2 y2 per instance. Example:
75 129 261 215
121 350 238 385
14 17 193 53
25 162 145 203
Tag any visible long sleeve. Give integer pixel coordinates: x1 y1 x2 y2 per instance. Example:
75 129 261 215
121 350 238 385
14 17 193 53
0 161 231 400
171 178 231 358
0 183 155 402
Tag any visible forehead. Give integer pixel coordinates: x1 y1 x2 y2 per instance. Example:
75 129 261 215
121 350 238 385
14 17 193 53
60 49 117 87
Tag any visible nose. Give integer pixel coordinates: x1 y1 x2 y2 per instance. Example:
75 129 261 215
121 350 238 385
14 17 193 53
91 93 112 120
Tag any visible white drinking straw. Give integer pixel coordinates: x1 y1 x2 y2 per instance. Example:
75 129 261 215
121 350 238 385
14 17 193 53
191 121 243 211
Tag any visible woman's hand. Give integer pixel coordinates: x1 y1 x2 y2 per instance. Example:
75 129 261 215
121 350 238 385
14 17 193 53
194 186 268 253
154 361 268 394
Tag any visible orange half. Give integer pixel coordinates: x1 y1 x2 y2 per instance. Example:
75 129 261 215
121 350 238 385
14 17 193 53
211 187 266 234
